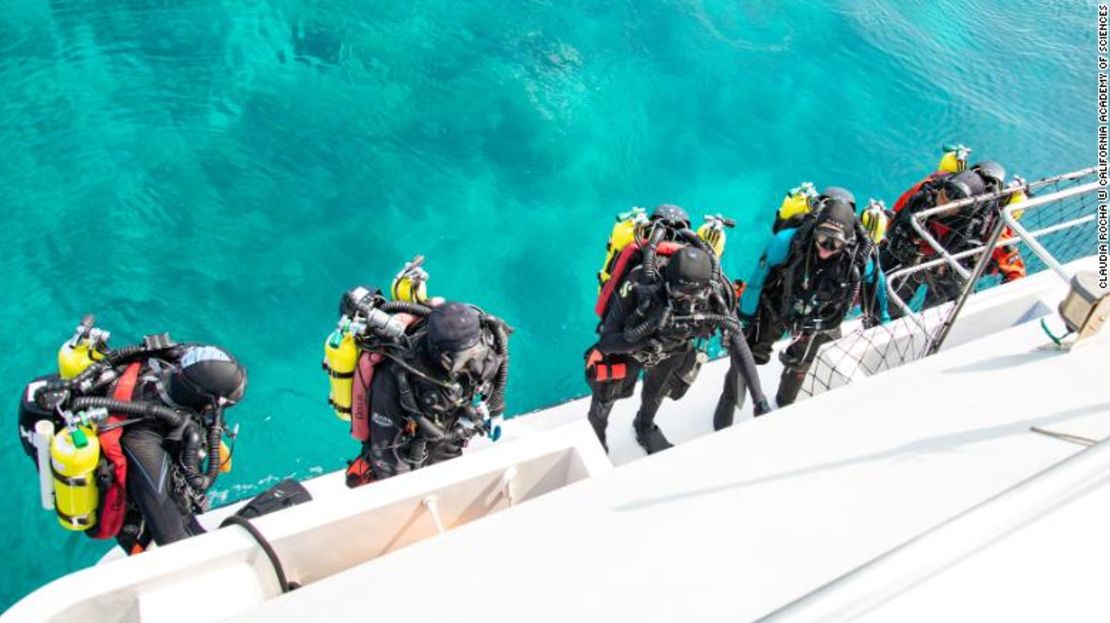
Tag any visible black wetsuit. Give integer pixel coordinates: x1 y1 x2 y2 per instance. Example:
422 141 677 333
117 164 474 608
716 228 866 422
586 265 767 449
364 344 500 480
112 371 206 550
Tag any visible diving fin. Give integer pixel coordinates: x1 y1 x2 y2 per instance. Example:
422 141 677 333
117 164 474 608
232 478 312 520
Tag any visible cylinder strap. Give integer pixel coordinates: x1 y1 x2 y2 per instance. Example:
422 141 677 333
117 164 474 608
51 464 90 487
55 507 94 527
322 362 355 379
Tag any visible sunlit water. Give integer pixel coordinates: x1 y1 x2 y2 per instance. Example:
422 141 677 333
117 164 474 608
0 0 1093 609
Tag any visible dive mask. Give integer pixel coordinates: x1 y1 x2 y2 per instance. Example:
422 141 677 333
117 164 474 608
815 229 846 253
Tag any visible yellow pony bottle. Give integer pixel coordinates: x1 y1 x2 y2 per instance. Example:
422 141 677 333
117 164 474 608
323 326 358 421
597 207 648 290
50 426 100 531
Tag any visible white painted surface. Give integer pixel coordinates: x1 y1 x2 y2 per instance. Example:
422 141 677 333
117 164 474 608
2 424 609 622
228 299 1110 621
858 476 1110 623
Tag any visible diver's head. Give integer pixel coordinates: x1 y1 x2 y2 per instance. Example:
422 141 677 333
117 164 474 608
425 302 491 379
813 199 856 260
817 186 856 210
937 170 987 206
665 246 713 305
971 160 1007 192
166 345 247 411
650 204 691 229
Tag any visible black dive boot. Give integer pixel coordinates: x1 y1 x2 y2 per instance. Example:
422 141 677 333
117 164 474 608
775 368 807 407
634 415 673 455
587 397 613 453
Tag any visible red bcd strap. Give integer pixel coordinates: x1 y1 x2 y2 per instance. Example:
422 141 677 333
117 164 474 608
594 240 685 319
91 362 141 540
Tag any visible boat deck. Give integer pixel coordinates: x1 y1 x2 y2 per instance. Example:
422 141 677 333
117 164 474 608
230 290 1110 621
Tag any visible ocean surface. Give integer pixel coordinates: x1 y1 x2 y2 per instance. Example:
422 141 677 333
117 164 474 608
0 0 1094 610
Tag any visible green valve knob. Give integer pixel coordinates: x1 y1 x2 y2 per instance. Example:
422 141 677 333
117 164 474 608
72 427 88 448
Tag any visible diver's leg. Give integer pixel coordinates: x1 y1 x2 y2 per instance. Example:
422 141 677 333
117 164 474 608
776 328 840 406
585 352 640 453
633 350 690 454
925 268 964 309
713 363 742 431
121 426 197 546
367 414 413 481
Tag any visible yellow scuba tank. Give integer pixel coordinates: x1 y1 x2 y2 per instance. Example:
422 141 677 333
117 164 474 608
57 316 109 380
50 425 101 531
1007 175 1028 220
777 182 817 224
390 255 429 303
938 143 971 173
861 199 890 244
323 324 358 421
598 207 649 290
697 213 736 257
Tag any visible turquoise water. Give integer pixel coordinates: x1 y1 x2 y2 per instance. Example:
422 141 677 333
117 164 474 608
0 0 1093 610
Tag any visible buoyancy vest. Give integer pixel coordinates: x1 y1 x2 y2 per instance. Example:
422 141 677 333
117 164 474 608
771 218 863 327
90 362 140 540
594 240 685 319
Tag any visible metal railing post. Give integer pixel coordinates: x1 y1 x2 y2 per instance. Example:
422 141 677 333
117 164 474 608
923 213 1008 355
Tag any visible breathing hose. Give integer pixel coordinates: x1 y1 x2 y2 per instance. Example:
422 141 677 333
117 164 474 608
69 396 192 429
624 303 671 343
641 225 667 283
666 313 769 410
35 342 179 398
379 301 433 316
484 317 511 413
70 396 222 492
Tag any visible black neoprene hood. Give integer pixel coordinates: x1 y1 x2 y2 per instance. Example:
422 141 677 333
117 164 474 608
816 199 857 243
168 346 247 408
426 302 482 353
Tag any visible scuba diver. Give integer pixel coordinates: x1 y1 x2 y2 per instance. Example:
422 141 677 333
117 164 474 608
881 153 1028 317
17 316 246 554
587 204 770 454
715 197 888 426
325 258 510 486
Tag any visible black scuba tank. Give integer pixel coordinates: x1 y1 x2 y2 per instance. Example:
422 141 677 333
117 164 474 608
17 374 67 467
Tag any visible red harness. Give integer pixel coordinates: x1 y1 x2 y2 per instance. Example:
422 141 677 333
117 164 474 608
595 241 684 319
91 362 141 539
892 172 943 214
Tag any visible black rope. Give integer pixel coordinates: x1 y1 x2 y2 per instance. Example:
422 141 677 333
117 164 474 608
220 515 299 593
